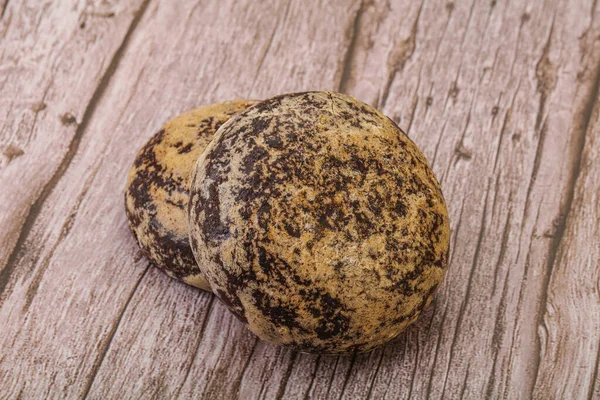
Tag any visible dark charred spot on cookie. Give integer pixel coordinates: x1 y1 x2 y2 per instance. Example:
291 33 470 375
178 143 194 154
242 145 269 175
134 130 165 168
165 198 185 208
340 110 354 120
252 290 305 330
283 221 301 238
313 292 351 340
252 116 272 133
265 134 284 149
332 261 345 271
317 213 335 230
394 200 408 217
257 246 272 274
201 183 230 241
255 247 297 286
354 211 375 238
257 202 271 230
189 230 200 251
393 278 415 297
308 306 322 318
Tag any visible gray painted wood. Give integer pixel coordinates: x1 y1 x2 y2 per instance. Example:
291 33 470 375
0 0 598 399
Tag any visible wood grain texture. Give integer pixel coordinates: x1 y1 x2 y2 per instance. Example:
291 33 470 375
532 39 600 399
0 0 148 298
0 0 599 399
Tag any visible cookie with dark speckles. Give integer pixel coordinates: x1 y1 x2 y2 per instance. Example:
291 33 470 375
125 100 256 291
188 92 450 353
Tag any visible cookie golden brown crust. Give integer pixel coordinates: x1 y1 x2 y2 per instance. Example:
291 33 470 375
189 92 450 353
125 100 256 291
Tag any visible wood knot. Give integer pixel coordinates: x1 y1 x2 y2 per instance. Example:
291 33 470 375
448 82 460 99
31 102 47 113
2 144 24 164
543 214 564 238
536 55 557 95
60 112 78 126
79 9 116 29
455 143 472 160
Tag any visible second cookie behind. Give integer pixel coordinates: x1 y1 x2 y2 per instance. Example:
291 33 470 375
125 100 256 290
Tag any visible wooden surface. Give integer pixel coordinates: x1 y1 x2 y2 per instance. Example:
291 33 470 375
1 0 599 398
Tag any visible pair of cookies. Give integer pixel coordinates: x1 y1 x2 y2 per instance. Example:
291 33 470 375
125 92 450 354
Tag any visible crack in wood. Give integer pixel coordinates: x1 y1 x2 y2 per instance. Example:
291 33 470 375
365 349 385 400
430 1 453 67
491 200 512 296
431 120 447 169
21 158 104 314
506 201 542 395
445 94 474 176
534 15 557 134
303 355 321 400
519 14 556 228
459 0 477 47
231 337 259 398
80 265 150 399
0 0 9 20
440 179 491 399
405 324 421 399
484 208 513 398
459 366 470 399
425 296 450 399
172 294 216 399
378 0 424 109
404 65 423 134
447 198 466 281
247 0 292 96
275 350 298 400
589 335 600 400
492 78 521 174
324 357 341 399
336 352 357 400
337 0 365 94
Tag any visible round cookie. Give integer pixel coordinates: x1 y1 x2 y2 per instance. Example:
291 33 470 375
125 100 256 291
188 91 450 354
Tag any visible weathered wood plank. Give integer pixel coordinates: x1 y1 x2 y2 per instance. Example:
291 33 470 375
0 0 599 399
0 0 148 297
532 37 600 398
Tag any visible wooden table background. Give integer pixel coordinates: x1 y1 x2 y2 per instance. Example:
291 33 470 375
1 0 599 399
